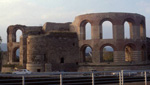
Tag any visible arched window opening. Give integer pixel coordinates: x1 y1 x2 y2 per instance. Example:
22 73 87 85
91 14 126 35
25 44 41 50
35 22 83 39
85 22 91 40
102 21 113 39
124 21 130 39
124 20 134 39
80 21 92 40
102 46 114 62
60 57 64 63
141 45 146 61
14 48 20 62
16 29 22 42
140 23 144 39
125 45 133 62
84 46 92 62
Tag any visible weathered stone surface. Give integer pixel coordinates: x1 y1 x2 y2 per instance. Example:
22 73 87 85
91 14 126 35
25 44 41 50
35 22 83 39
5 12 150 72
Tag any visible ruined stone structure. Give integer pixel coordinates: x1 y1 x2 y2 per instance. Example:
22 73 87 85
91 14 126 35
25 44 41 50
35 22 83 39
7 23 79 72
6 12 150 72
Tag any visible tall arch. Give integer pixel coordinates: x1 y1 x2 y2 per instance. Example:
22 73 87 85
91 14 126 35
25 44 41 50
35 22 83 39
80 20 92 40
123 18 135 39
99 18 114 39
16 29 22 42
11 26 24 42
80 45 93 62
124 43 136 62
101 20 113 39
124 21 130 39
85 23 91 40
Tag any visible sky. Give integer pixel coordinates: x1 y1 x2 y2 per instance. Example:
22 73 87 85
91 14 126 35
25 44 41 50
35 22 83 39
0 0 150 43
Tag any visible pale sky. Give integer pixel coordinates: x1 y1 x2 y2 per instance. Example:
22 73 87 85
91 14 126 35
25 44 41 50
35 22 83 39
0 0 150 43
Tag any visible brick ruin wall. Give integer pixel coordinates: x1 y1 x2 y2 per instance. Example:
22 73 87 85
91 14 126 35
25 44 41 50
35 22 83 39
72 13 150 71
3 12 150 72
26 32 79 72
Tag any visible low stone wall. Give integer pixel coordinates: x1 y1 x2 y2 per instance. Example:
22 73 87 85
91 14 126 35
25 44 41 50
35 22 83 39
1 67 13 73
78 64 150 72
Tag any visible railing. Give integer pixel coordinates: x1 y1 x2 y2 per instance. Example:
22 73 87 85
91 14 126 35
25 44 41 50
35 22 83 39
0 70 150 85
119 70 150 85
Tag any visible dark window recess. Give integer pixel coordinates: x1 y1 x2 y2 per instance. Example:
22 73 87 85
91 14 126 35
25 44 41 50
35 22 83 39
60 58 64 63
76 62 78 65
44 54 46 62
148 55 150 60
37 69 41 72
73 43 75 46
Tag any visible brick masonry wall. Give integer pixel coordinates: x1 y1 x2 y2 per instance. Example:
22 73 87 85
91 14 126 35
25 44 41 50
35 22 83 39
27 32 80 72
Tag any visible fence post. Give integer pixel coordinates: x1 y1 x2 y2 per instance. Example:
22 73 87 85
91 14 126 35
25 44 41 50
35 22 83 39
144 71 147 85
22 76 25 85
104 72 106 76
60 73 63 85
121 70 124 85
92 72 95 85
119 72 122 85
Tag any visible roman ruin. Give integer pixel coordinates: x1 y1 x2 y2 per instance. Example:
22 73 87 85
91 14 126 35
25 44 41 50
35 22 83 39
2 12 150 72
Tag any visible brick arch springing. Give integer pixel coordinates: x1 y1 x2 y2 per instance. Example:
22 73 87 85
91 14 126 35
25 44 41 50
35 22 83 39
99 18 114 25
100 43 116 51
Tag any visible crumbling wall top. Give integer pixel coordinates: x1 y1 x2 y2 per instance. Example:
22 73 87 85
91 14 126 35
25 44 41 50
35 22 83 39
42 22 72 32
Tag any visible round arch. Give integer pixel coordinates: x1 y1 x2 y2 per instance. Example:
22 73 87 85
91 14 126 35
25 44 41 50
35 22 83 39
80 44 93 63
99 18 114 25
7 26 25 42
80 44 93 51
99 18 114 39
80 20 92 27
122 18 135 25
124 43 136 62
16 29 22 42
123 43 136 51
100 44 115 62
80 20 92 40
123 18 135 39
100 43 116 51
13 27 24 42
